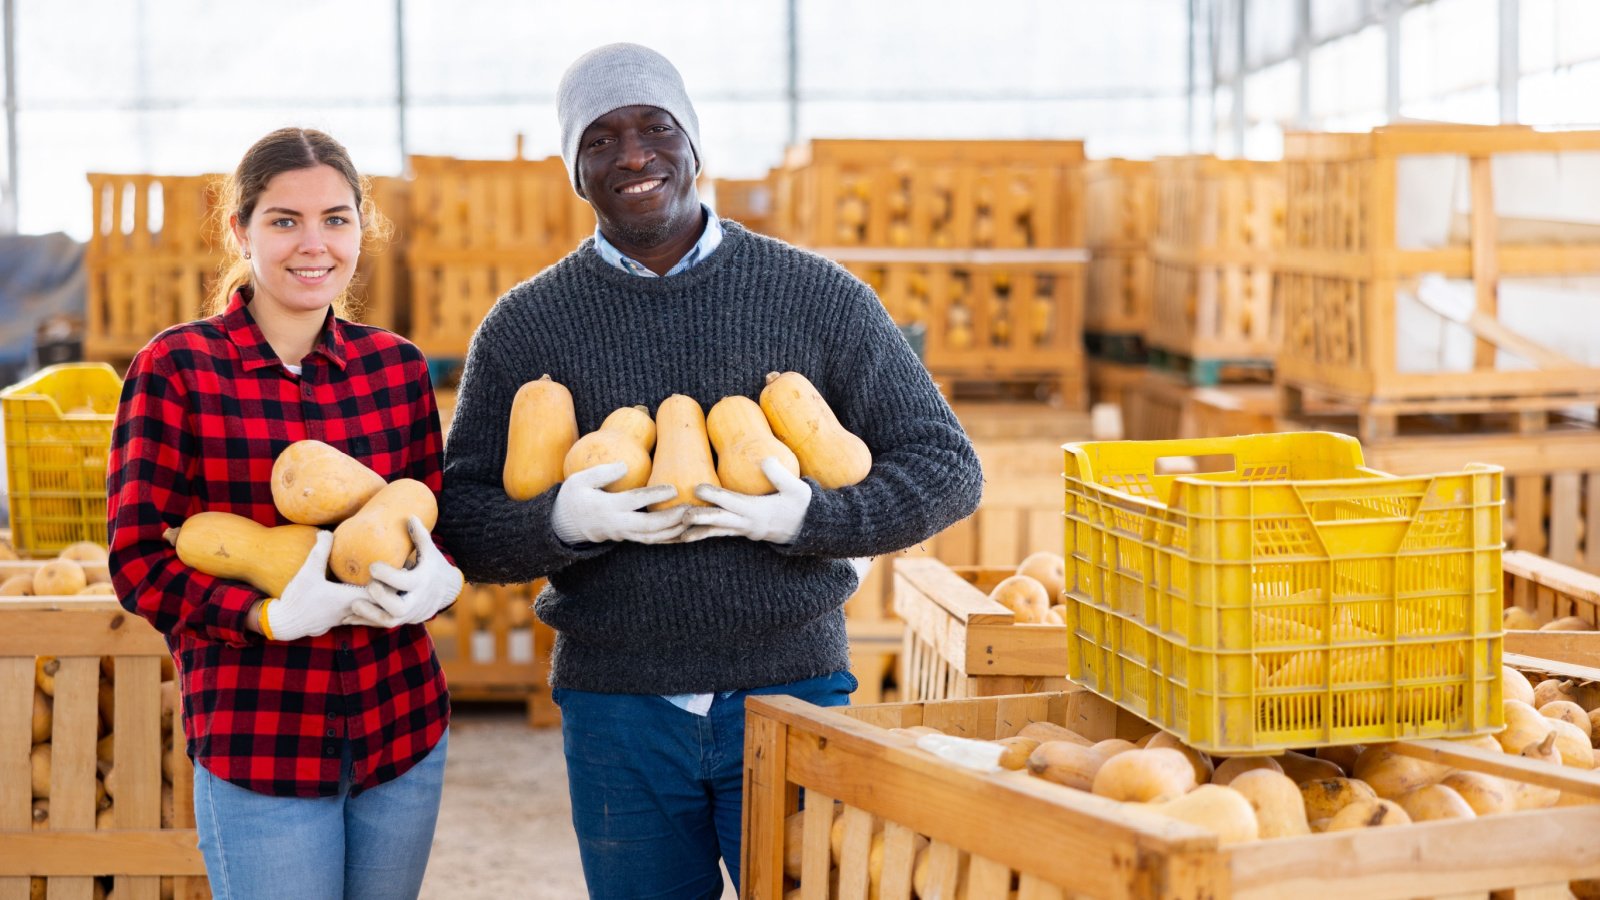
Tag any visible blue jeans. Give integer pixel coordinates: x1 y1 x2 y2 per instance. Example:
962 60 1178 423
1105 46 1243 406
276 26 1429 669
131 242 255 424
193 730 448 900
554 671 857 899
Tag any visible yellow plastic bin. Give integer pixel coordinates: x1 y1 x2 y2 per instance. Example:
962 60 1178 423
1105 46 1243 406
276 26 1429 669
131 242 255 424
1 363 121 556
1062 431 1503 754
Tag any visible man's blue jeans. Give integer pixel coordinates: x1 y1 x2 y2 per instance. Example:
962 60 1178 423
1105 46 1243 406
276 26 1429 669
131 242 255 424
554 671 857 899
192 729 448 900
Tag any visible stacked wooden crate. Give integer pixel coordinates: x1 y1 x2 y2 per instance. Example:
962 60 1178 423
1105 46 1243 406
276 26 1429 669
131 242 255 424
404 153 593 361
773 139 1089 405
84 174 408 365
1083 159 1155 361
710 175 776 236
1276 124 1600 572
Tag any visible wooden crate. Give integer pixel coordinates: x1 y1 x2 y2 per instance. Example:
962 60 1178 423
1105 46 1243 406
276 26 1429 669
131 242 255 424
773 140 1085 250
742 688 1600 900
1503 549 1600 666
85 173 409 364
843 257 1087 406
713 175 777 236
1084 159 1155 342
893 559 1068 703
1277 125 1600 439
1147 157 1283 375
1127 370 1280 441
1 597 208 899
406 153 593 359
426 580 557 728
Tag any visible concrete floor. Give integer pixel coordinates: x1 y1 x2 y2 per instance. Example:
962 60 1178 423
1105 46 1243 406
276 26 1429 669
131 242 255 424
419 703 735 899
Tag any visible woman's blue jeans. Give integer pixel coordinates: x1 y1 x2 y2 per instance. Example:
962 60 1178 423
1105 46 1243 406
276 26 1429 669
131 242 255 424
192 729 448 900
554 671 856 899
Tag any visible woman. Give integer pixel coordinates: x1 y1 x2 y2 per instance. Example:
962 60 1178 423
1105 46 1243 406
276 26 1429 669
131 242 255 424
108 127 460 900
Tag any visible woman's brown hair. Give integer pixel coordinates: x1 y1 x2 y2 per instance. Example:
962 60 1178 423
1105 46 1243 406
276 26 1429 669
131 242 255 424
206 127 390 317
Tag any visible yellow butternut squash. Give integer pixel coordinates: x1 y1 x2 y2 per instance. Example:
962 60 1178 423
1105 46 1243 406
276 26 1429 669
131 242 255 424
1299 777 1377 820
705 395 800 495
1325 797 1411 830
503 375 579 501
758 371 871 489
1091 748 1198 803
646 395 719 511
988 574 1051 624
1227 769 1309 838
271 439 387 525
330 479 439 585
1502 606 1539 630
1502 665 1536 707
164 511 319 597
1395 784 1476 822
1026 740 1120 791
1015 551 1066 601
33 559 86 597
1145 731 1215 785
1439 771 1517 816
1212 755 1283 787
1151 784 1261 844
563 405 656 492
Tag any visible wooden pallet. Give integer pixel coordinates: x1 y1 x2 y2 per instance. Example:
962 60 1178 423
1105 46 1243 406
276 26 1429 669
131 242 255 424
772 139 1085 250
1277 124 1600 418
84 173 407 366
712 175 777 236
842 255 1087 408
426 580 556 728
1085 159 1155 341
405 153 593 360
1125 370 1278 441
1503 550 1600 666
1281 381 1600 443
743 688 1600 899
1 597 209 899
1146 157 1283 369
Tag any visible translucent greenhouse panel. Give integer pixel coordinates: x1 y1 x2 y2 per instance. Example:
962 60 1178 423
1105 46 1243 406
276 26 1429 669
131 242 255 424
1244 0 1298 69
1520 62 1600 127
1399 87 1499 125
17 110 143 239
1311 0 1381 41
16 0 140 105
1400 0 1497 106
1520 0 1600 75
407 104 557 161
1308 24 1386 130
1243 59 1298 158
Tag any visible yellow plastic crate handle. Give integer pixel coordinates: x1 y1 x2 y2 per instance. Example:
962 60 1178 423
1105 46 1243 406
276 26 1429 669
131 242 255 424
1062 432 1366 483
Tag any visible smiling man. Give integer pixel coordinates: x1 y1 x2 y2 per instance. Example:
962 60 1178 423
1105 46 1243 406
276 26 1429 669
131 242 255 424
436 43 982 898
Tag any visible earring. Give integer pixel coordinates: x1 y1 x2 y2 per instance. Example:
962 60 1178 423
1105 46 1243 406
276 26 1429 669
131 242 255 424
243 250 251 260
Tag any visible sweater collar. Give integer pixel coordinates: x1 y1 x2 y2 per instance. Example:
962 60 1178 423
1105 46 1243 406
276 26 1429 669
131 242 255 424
578 218 748 293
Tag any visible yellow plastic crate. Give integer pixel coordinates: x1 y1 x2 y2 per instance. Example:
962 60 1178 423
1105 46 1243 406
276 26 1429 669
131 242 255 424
1062 431 1504 754
1 363 121 556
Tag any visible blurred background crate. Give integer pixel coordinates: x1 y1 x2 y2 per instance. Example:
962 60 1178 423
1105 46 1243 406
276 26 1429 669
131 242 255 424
427 580 558 728
710 175 776 236
0 363 118 557
1083 159 1155 353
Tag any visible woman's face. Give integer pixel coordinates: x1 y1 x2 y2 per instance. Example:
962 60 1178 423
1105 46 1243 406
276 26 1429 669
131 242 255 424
232 164 360 317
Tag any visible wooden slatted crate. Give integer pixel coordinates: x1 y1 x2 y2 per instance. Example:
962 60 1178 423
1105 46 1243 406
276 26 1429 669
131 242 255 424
1503 549 1600 666
1125 370 1279 441
1147 157 1283 381
893 559 1068 703
426 580 558 728
713 175 777 236
1 597 207 899
842 256 1087 406
1084 159 1155 345
1277 125 1600 441
405 153 593 360
773 140 1085 250
85 173 409 364
743 689 1600 899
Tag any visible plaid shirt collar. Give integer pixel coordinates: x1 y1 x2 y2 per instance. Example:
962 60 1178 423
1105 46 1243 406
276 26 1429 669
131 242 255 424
222 287 350 372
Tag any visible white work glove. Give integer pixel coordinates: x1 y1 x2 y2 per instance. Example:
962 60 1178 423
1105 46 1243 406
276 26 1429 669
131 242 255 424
260 531 367 641
343 516 465 628
682 458 812 544
551 461 689 545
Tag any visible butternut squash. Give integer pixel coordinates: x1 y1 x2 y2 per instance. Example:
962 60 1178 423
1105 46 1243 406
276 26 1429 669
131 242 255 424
1540 700 1592 740
1227 769 1309 838
1145 732 1215 785
271 439 387 524
646 395 720 510
759 371 871 489
0 574 32 596
1016 721 1093 747
31 689 50 743
1026 740 1119 791
705 395 800 495
1497 700 1555 754
1151 784 1260 844
1325 797 1411 830
1212 755 1282 787
31 744 50 799
1316 743 1364 774
1299 777 1378 820
1502 606 1540 630
164 511 319 597
1533 677 1580 709
503 375 579 501
1274 750 1344 783
988 574 1051 624
33 559 86 596
1545 716 1594 768
562 405 656 492
993 736 1041 771
1439 770 1517 816
1514 733 1563 810
1352 744 1448 800
58 541 108 563
1395 784 1476 822
330 479 440 586
1015 551 1066 602
1540 615 1594 632
1502 666 1536 707
1091 748 1198 803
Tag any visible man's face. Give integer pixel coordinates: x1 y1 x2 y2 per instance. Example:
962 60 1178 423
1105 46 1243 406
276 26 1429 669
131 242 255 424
577 105 700 252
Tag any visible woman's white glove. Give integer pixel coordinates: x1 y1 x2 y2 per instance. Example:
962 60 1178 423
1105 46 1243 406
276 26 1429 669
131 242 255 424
343 516 464 628
551 461 689 545
260 531 367 641
682 458 812 544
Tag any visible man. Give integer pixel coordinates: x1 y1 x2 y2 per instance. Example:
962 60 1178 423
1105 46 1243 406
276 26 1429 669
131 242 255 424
436 42 982 898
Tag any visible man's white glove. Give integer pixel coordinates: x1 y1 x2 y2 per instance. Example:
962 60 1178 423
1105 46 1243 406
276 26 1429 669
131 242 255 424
260 531 367 641
551 461 689 545
343 516 465 628
682 458 811 544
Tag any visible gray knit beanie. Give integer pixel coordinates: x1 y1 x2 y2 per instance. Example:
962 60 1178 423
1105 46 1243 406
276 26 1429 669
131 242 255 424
557 43 702 197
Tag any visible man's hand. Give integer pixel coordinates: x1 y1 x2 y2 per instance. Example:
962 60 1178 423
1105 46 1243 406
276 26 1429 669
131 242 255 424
552 462 690 544
342 516 464 628
260 531 367 641
681 458 811 544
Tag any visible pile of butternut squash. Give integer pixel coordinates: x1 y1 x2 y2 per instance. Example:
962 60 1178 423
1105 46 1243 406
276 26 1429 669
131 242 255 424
986 551 1067 625
1503 604 1597 632
165 439 439 592
18 541 181 900
501 372 872 503
782 664 1600 898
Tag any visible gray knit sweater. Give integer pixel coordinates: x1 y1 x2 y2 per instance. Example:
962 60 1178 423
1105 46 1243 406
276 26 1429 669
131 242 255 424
436 222 982 694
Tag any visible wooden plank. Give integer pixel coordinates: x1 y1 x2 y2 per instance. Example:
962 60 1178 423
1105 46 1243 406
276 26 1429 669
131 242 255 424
878 821 918 900
1588 474 1600 573
799 793 833 900
836 804 873 899
0 607 167 657
0 832 206 876
741 710 788 900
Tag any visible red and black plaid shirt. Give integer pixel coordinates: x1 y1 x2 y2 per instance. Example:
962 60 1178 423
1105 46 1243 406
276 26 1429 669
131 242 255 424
108 290 450 798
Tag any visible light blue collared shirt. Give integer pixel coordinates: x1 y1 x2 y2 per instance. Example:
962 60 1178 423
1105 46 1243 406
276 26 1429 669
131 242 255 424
592 204 722 278
592 204 730 716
